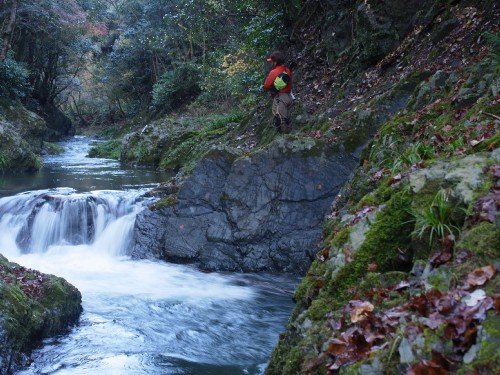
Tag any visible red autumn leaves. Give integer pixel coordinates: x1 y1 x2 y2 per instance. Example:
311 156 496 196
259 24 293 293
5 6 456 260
1 265 45 299
321 266 498 374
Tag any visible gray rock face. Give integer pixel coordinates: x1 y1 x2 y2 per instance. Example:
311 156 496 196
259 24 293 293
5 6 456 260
131 139 358 274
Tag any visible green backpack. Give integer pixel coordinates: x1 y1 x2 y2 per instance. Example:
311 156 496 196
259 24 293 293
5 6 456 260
274 71 290 91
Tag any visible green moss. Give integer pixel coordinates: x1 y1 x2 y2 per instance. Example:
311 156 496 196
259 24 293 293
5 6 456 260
426 267 455 292
0 284 33 349
325 226 352 248
39 279 69 308
305 191 414 320
43 142 64 155
421 324 453 356
459 312 500 374
358 272 385 293
0 255 82 372
455 222 500 277
151 195 177 210
322 218 340 237
293 259 328 307
266 338 304 375
88 140 121 159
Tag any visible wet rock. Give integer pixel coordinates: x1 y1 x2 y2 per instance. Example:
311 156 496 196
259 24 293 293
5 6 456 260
132 139 358 274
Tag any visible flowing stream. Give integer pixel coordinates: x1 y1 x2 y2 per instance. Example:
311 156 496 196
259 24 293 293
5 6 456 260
0 136 298 375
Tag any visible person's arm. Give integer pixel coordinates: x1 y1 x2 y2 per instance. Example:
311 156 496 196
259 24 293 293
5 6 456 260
263 69 278 91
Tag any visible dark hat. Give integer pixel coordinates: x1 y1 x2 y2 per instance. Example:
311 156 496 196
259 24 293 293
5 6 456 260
266 51 284 65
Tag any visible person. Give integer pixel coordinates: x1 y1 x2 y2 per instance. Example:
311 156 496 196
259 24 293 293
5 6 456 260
263 51 293 134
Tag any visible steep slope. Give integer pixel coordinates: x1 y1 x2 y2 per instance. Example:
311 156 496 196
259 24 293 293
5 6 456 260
266 0 499 373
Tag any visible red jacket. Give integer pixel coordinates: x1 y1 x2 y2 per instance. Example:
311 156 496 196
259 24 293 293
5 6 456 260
264 65 292 95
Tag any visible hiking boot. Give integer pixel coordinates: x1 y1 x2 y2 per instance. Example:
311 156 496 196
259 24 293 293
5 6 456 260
281 118 291 134
274 115 282 133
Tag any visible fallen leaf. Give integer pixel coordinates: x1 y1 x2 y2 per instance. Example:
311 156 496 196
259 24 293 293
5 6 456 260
430 250 453 267
326 338 348 355
463 289 486 307
350 301 375 323
388 173 402 185
466 265 496 287
493 164 500 178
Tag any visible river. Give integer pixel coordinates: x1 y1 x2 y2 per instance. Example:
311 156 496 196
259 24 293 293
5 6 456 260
0 136 298 375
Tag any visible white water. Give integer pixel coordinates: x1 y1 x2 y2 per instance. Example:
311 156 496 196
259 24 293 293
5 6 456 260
0 137 297 375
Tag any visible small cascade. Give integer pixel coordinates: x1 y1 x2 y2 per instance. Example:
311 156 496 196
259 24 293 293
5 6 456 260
0 137 297 375
0 188 152 257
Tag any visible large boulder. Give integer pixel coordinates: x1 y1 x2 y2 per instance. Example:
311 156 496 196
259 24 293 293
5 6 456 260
0 100 46 172
132 138 358 274
40 103 74 141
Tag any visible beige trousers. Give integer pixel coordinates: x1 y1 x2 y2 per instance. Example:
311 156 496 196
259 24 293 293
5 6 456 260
272 93 293 133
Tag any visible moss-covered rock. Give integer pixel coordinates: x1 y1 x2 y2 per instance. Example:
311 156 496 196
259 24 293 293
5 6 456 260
0 100 46 173
459 312 500 374
0 254 82 373
120 111 247 172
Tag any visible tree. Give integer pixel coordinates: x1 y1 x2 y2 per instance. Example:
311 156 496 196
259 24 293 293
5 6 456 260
0 0 106 105
0 0 18 62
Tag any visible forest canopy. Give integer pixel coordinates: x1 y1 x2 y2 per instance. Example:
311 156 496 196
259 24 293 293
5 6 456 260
0 0 301 125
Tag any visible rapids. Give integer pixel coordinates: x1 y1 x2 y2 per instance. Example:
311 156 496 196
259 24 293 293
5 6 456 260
0 137 297 374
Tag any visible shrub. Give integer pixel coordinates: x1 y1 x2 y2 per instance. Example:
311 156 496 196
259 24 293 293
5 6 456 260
152 62 201 112
0 51 31 99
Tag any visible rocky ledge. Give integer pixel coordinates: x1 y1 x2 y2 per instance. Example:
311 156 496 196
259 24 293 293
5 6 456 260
131 138 358 274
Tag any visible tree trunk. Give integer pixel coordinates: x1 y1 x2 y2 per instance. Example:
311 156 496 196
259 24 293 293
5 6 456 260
0 0 18 62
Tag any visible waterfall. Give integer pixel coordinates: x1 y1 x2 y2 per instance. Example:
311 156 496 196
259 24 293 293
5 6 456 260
0 137 296 375
0 188 151 258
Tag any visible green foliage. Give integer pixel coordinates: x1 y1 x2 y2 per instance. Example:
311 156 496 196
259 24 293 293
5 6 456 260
484 32 500 67
23 2 92 102
152 63 201 112
0 52 31 99
43 142 65 155
410 189 462 245
371 136 435 173
0 151 7 172
87 140 121 159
